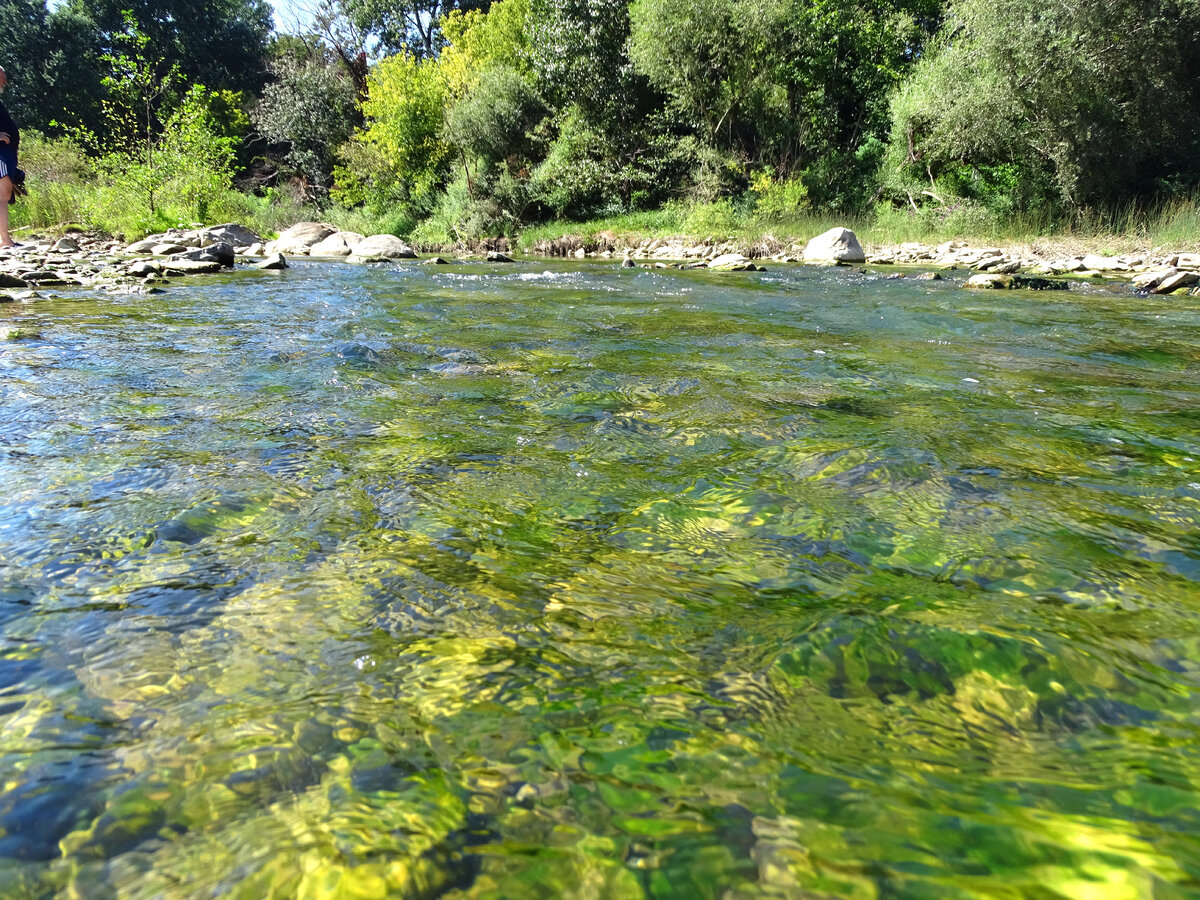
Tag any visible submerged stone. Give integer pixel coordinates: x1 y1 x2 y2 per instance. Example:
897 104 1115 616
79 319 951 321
1011 275 1068 290
965 273 1068 290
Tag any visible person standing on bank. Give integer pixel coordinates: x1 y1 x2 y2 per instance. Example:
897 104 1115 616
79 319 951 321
0 65 19 248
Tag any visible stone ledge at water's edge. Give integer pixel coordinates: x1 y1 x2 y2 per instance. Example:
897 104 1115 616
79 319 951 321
2 222 1198 302
0 225 290 302
526 227 1200 294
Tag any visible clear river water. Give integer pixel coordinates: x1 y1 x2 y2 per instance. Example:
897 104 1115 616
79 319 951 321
1 257 1199 899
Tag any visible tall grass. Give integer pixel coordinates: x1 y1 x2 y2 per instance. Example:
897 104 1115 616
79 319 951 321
7 132 394 242
515 202 869 251
10 131 1200 251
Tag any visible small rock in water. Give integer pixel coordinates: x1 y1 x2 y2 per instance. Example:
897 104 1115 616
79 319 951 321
203 223 262 248
1011 276 1068 291
163 259 222 276
127 259 163 277
1154 271 1200 294
347 234 418 263
707 253 759 271
335 343 383 364
155 520 207 545
173 242 235 267
255 253 288 271
965 273 1013 290
486 251 514 263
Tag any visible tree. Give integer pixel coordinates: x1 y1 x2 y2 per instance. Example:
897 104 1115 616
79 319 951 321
446 66 544 192
158 85 240 220
526 0 679 212
629 0 787 151
0 0 106 137
277 0 371 99
350 51 451 205
339 0 492 57
770 0 939 208
66 0 273 97
528 0 669 130
628 0 937 208
253 43 359 198
439 0 541 198
439 0 530 95
97 84 239 233
884 0 1200 211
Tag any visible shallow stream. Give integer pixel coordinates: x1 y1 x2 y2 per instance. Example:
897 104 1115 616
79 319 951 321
2 259 1200 898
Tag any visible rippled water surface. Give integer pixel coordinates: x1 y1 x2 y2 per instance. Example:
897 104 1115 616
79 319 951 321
2 258 1200 898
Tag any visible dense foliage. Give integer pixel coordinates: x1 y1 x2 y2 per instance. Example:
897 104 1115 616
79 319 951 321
253 38 360 199
4 0 1200 239
882 0 1200 211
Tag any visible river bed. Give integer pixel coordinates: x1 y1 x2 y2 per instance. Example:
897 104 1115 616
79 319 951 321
1 258 1199 898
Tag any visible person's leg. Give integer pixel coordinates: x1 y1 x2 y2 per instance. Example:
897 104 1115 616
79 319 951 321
0 176 11 247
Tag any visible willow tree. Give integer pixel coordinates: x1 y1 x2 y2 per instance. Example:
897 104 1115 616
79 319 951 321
884 0 1200 211
628 0 939 208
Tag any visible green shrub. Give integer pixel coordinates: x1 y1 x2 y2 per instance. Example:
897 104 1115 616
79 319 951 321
682 198 739 237
750 169 808 223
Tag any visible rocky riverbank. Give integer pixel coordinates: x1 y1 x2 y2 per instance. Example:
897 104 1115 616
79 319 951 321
0 225 288 302
2 221 1197 299
526 227 1200 294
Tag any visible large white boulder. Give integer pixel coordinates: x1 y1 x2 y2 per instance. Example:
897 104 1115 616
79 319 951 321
203 223 262 248
269 222 338 255
310 231 365 257
348 234 418 263
803 227 866 265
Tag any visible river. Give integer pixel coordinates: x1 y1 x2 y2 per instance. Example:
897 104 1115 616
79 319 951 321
1 258 1199 898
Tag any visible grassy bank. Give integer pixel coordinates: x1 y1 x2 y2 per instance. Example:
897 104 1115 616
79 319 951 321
12 132 1200 254
514 198 1200 257
15 182 1200 258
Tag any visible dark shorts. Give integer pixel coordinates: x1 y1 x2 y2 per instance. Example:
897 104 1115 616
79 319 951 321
0 146 16 180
